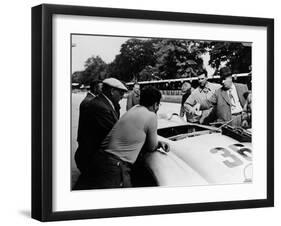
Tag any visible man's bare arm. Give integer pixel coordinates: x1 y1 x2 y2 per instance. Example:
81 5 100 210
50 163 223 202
144 114 158 152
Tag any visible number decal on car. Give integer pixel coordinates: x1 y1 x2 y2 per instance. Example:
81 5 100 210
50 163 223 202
229 144 252 161
210 147 244 168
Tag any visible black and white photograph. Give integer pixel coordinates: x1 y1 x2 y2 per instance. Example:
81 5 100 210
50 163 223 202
71 34 253 190
0 0 279 224
30 3 274 221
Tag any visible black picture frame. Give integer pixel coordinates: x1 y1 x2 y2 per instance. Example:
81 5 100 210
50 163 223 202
32 3 274 222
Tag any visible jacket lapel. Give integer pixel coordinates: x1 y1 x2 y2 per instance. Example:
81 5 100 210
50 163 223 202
100 94 119 120
234 83 245 106
221 89 231 106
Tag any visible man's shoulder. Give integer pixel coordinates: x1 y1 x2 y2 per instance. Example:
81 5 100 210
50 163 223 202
208 82 221 89
80 93 94 107
214 87 223 95
143 110 157 128
129 106 156 120
234 82 247 87
89 95 112 110
234 83 248 91
191 87 201 95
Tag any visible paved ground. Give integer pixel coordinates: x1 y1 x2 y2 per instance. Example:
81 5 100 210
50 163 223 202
71 91 181 187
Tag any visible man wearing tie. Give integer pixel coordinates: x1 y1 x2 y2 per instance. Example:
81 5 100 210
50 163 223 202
198 67 249 127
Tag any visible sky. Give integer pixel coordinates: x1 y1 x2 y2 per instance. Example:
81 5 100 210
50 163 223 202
71 35 130 73
71 35 243 77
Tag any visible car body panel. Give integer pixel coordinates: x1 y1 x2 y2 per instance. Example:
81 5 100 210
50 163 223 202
145 116 252 187
145 150 209 186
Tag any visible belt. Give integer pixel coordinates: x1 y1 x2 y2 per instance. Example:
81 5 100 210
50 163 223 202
97 149 132 168
232 112 242 116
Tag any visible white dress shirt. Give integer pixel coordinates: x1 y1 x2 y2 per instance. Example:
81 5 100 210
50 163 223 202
228 83 243 114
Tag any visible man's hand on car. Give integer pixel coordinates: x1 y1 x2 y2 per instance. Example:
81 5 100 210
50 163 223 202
157 141 170 154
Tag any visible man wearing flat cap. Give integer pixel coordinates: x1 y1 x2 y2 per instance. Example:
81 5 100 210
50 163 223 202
74 77 128 190
197 66 249 127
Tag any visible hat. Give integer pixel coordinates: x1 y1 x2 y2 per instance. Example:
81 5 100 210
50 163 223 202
219 67 232 80
103 78 128 92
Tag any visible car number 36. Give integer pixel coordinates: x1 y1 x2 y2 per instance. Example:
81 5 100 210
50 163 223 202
210 144 252 168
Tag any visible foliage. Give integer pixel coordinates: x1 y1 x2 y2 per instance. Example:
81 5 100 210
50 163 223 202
107 39 157 82
72 39 252 85
152 39 207 79
138 65 160 81
72 55 107 85
208 42 252 74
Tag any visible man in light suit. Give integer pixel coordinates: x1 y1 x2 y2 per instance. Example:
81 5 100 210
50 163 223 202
198 67 249 127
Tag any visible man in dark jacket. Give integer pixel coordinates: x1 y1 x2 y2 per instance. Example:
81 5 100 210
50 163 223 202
74 78 128 189
76 81 103 119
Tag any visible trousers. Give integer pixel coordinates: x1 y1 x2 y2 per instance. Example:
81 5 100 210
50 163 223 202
73 150 132 190
230 113 242 127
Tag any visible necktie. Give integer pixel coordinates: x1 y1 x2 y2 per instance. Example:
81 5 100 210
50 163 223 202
229 89 236 107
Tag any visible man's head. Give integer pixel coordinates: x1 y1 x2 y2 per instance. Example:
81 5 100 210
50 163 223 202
140 86 162 113
133 82 140 95
197 68 208 88
102 78 128 103
181 82 191 93
220 66 233 90
89 80 103 96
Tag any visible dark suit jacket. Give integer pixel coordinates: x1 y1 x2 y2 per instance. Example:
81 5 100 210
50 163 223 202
201 83 248 122
75 94 119 174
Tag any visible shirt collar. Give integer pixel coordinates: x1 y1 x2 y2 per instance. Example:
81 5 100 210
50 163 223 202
199 82 211 93
88 91 96 98
229 83 235 91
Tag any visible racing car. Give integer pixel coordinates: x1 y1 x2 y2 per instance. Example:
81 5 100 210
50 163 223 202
134 114 252 187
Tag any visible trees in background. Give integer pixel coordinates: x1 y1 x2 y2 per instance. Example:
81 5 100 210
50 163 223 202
106 39 158 82
208 42 252 74
72 39 251 85
151 39 207 80
72 56 107 85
